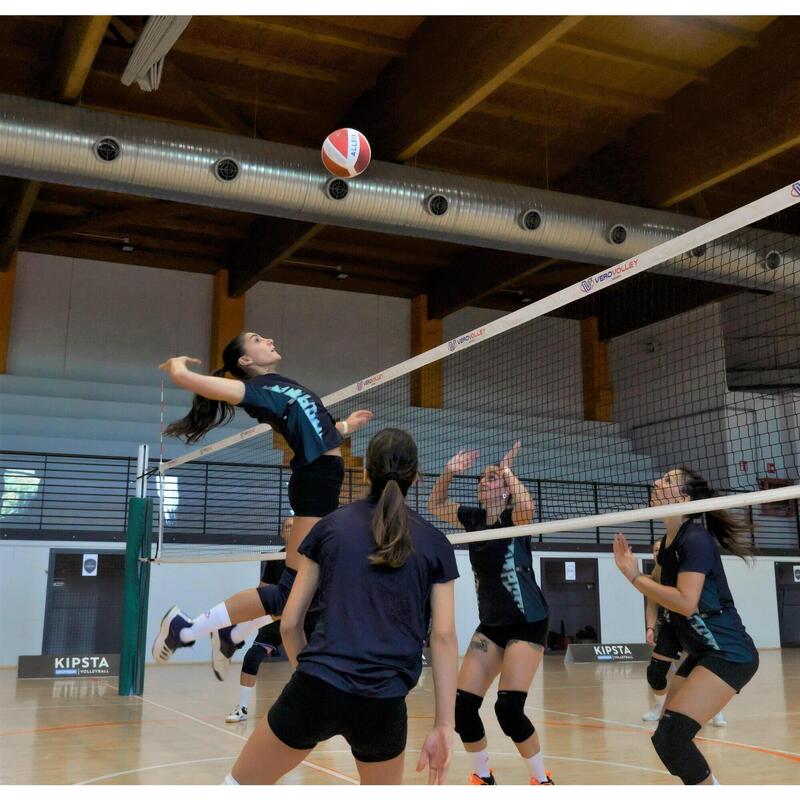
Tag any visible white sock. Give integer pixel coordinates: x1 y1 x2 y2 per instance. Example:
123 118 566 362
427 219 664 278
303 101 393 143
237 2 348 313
239 685 251 709
223 774 239 785
711 775 720 785
653 694 666 708
180 603 232 643
471 749 490 778
526 751 548 783
230 616 271 644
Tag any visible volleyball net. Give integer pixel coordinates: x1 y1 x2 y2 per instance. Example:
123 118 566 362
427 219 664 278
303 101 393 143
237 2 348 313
152 182 800 564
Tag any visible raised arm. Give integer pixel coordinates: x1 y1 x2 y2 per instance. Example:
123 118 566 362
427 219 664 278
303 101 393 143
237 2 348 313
159 356 245 404
428 449 479 526
499 441 535 526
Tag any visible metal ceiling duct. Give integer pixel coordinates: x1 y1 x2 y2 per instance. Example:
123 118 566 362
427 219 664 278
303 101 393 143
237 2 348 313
0 92 796 294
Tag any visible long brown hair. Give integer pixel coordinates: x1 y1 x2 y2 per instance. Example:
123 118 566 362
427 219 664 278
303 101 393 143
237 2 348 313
164 335 248 444
366 428 418 569
678 466 754 560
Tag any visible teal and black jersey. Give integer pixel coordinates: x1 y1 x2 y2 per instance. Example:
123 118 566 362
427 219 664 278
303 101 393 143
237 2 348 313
458 505 548 627
659 519 756 664
237 373 344 469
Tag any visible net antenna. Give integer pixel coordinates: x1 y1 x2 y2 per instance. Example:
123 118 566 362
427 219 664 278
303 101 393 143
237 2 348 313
153 181 799 564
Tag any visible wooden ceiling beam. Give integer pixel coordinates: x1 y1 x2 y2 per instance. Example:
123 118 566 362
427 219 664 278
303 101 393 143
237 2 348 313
427 252 559 320
556 17 800 208
673 16 759 47
349 16 584 162
508 73 666 115
554 34 710 82
0 15 110 271
224 16 408 57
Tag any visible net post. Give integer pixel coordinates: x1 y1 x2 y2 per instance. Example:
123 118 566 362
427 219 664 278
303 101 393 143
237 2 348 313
119 445 153 696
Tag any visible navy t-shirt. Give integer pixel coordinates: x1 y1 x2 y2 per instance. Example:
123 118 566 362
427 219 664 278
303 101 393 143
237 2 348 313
237 373 344 469
658 519 756 663
458 505 548 627
296 498 459 698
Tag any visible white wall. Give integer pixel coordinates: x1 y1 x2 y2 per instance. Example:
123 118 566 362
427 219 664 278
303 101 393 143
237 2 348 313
2 541 792 667
9 253 212 385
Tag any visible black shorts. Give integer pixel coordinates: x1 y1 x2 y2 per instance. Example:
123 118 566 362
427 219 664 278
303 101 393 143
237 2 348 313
288 455 344 517
477 617 549 650
267 671 408 762
653 620 682 661
676 651 759 693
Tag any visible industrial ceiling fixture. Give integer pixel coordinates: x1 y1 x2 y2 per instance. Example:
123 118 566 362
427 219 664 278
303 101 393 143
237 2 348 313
121 16 192 92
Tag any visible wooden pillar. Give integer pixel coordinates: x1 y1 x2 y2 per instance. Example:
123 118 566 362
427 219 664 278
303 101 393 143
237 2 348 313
210 269 245 371
0 251 17 374
580 316 613 422
410 294 443 409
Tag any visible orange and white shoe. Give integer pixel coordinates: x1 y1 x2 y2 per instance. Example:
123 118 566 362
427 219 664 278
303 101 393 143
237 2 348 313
468 770 496 785
530 772 555 785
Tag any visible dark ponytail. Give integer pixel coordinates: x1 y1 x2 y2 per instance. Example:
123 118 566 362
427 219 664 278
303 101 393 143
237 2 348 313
164 335 249 444
678 466 754 561
366 428 418 569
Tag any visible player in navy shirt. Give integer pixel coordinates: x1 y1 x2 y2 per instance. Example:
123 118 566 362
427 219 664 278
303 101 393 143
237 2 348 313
429 442 554 786
227 428 459 785
151 333 373 675
614 467 758 785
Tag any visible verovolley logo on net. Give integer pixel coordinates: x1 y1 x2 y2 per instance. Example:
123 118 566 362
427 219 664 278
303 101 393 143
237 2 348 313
792 182 800 198
580 258 639 294
448 327 486 352
357 373 384 392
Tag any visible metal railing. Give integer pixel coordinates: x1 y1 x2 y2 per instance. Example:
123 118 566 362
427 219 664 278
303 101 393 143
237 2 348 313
2 450 798 551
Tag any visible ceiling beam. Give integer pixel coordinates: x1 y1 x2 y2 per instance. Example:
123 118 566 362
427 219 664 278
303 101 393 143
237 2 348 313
553 34 710 82
673 16 759 47
508 73 666 115
0 16 110 271
555 17 800 208
25 200 190 242
229 219 327 297
224 16 407 57
428 252 558 320
349 15 583 162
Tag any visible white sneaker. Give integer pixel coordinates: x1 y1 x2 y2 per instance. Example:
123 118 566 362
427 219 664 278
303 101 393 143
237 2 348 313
225 704 248 723
642 702 665 721
712 711 727 727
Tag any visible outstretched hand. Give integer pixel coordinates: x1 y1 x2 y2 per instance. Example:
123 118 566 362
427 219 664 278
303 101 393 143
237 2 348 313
159 356 201 377
613 533 641 584
445 448 480 476
416 724 452 785
500 440 521 473
346 409 374 433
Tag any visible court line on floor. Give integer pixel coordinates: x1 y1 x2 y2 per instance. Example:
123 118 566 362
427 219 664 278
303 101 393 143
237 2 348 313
529 706 800 762
100 683 359 785
75 756 237 785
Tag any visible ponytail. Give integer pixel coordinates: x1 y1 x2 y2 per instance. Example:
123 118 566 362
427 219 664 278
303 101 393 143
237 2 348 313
164 335 248 444
678 466 754 561
366 428 418 569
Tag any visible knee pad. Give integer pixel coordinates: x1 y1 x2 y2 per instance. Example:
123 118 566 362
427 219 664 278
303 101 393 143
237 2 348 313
256 567 297 615
241 643 275 676
455 690 485 744
647 657 672 691
494 690 535 743
651 710 709 784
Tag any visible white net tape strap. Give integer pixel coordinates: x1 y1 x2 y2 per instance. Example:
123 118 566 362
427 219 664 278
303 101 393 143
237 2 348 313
149 483 800 564
159 180 800 476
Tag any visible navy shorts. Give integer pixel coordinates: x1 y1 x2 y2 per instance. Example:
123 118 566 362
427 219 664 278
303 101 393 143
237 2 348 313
268 671 407 762
676 651 759 693
288 455 344 517
477 617 549 649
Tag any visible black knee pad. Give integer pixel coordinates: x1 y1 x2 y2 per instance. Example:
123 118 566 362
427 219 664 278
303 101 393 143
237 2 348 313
651 710 709 784
256 567 297 615
455 690 485 744
494 690 535 744
241 643 277 676
647 657 672 691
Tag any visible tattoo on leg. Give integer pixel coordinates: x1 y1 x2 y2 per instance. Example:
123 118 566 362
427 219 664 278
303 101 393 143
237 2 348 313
507 639 544 652
470 634 490 652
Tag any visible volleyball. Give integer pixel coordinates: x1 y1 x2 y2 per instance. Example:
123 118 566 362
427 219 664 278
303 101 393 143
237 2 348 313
321 128 371 178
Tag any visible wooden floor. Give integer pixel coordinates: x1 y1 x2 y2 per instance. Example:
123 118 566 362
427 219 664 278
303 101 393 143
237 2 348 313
2 650 799 785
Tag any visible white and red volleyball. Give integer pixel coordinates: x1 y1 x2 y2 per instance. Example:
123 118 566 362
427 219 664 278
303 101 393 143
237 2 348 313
321 128 371 178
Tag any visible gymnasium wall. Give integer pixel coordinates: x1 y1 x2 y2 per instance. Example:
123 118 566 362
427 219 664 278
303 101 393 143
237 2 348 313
0 540 794 667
